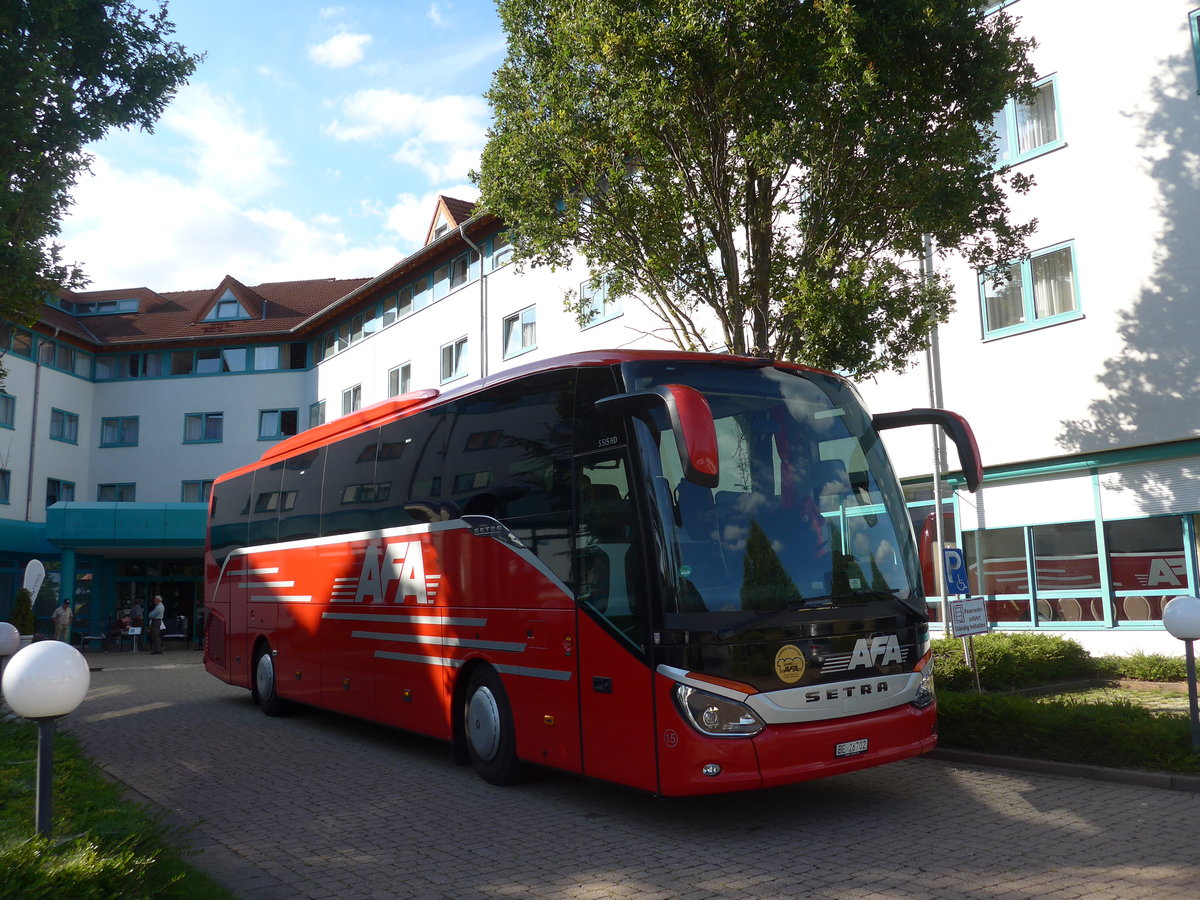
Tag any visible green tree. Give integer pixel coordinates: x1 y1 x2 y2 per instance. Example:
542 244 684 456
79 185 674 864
9 588 34 635
0 0 200 330
476 0 1036 376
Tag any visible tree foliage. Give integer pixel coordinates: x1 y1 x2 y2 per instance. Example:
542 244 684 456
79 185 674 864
0 0 200 326
476 0 1036 376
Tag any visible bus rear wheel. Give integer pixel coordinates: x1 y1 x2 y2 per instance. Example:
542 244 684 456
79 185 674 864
252 645 288 717
463 667 522 785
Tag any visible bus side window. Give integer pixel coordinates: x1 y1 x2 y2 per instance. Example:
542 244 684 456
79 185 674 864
321 429 381 537
209 472 254 564
576 455 644 647
248 462 285 547
279 449 325 542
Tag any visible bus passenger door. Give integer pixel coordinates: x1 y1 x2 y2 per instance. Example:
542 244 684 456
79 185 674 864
575 453 659 791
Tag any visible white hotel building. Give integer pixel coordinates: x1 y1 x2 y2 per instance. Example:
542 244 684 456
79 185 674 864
2 1 1199 657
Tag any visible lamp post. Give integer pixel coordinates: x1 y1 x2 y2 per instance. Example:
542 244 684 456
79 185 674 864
1 640 91 837
1161 595 1200 750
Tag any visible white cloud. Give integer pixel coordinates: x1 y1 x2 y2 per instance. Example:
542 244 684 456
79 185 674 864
427 3 448 27
309 32 373 68
324 89 488 183
161 83 287 201
60 156 401 292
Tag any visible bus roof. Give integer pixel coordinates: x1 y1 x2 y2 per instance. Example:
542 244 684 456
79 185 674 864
215 349 830 486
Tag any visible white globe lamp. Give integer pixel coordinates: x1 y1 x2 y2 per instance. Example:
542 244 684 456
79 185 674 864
1161 596 1200 749
1 641 91 836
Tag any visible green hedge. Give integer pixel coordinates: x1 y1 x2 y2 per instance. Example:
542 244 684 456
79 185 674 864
937 691 1200 774
932 632 1189 691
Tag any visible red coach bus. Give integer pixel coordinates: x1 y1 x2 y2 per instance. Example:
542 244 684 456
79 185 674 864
204 350 980 795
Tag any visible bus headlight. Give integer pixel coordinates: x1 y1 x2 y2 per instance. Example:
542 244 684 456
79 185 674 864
911 661 936 710
673 684 764 738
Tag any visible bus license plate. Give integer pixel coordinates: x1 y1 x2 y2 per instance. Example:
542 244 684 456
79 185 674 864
836 738 869 758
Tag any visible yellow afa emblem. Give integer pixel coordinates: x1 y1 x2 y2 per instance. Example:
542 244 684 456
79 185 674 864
774 644 806 684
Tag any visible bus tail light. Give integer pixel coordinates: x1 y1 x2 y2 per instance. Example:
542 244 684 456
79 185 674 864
673 684 764 738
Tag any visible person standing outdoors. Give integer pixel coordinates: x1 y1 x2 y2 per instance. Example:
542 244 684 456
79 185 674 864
52 599 73 642
148 594 165 654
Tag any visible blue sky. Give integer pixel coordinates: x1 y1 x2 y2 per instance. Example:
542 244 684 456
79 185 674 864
58 1 507 293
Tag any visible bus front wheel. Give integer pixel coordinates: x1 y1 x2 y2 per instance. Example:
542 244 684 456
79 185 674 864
463 667 522 785
252 645 288 717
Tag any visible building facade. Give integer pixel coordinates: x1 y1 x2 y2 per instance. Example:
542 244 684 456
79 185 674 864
4 2 1200 657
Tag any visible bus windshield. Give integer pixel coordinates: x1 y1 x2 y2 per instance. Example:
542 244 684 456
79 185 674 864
622 361 923 624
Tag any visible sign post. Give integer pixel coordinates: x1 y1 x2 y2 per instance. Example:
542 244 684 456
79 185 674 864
944 547 987 692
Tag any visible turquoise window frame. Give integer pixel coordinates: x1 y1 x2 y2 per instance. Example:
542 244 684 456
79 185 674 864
0 468 9 504
0 393 13 429
979 240 1082 339
502 306 537 359
100 416 139 447
181 480 214 503
992 74 1064 168
309 400 326 429
97 483 136 502
258 408 299 441
1191 10 1200 95
49 408 79 444
440 336 468 384
183 412 224 444
46 478 75 506
580 274 623 329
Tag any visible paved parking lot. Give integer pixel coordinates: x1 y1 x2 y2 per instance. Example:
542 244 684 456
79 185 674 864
63 648 1200 899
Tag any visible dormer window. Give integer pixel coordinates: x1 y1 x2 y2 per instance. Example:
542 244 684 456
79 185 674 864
214 299 243 320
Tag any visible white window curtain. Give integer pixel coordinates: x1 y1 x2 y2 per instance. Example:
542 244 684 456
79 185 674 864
1032 247 1075 319
1016 81 1058 154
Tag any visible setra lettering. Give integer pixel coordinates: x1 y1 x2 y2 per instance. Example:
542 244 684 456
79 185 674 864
804 682 890 703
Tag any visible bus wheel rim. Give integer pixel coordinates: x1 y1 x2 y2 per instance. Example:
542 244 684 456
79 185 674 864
256 653 275 699
467 685 501 761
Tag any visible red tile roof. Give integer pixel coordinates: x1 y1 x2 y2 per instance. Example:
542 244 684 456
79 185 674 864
49 277 372 348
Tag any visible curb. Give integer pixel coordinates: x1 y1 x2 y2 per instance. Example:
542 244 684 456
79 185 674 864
928 748 1200 793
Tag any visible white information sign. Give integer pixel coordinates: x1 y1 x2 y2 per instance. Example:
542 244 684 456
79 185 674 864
949 596 989 638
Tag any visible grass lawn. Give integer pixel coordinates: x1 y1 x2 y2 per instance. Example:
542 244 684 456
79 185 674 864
0 717 235 900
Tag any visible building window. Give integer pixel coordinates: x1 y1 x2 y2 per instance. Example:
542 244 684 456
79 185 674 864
979 241 1080 338
184 412 224 443
254 345 280 370
1191 10 1200 94
207 298 246 321
100 416 139 447
97 483 136 502
440 337 468 384
342 385 362 416
0 469 9 504
0 393 13 429
46 478 75 506
49 408 79 444
992 75 1062 165
181 480 214 503
309 400 326 429
259 409 299 440
580 273 622 327
490 231 513 270
388 363 412 398
502 306 537 359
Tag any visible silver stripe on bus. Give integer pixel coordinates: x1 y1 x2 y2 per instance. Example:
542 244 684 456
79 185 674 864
351 630 526 653
323 612 487 627
493 663 573 682
374 652 572 682
239 581 295 588
226 567 279 577
249 595 313 603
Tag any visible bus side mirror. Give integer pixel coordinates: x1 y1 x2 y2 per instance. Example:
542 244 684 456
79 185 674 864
595 384 719 488
872 408 982 492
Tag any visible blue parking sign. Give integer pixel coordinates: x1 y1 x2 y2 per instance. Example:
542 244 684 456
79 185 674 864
942 548 971 595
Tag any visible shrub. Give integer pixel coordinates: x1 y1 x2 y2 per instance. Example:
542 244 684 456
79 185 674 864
932 632 1095 692
937 690 1200 773
1095 651 1188 682
8 588 34 635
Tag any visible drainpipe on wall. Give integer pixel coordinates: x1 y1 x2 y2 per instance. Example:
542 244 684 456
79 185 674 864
458 225 487 379
24 337 46 522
